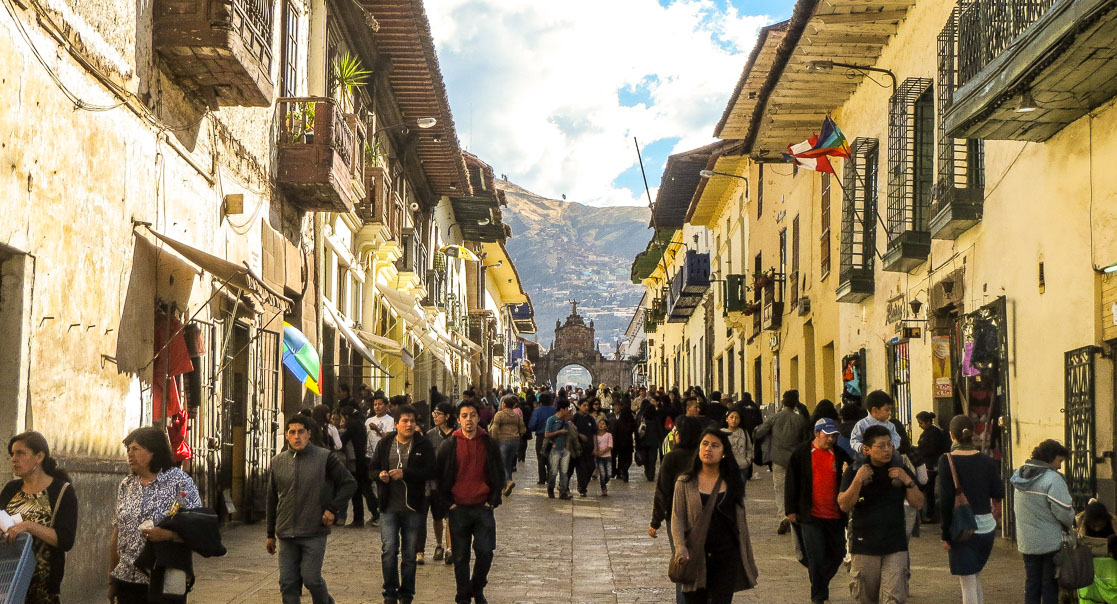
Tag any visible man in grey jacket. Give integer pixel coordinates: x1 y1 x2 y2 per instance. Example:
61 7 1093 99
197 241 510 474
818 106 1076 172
754 389 810 534
267 415 357 604
1011 439 1074 604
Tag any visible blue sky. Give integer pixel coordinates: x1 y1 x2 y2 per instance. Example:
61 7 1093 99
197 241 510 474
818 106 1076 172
427 0 797 206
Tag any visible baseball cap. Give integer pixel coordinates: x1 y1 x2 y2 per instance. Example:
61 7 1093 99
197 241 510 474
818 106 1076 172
814 418 839 435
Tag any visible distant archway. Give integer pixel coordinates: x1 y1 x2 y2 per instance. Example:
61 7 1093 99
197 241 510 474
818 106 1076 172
556 364 593 390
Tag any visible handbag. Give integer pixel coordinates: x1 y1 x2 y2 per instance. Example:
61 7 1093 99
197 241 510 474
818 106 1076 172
946 454 978 542
668 477 723 584
1055 532 1096 590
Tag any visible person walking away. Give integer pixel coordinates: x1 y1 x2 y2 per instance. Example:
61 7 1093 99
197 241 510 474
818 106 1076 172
811 400 839 424
266 415 357 604
638 397 668 481
613 403 637 482
916 412 951 523
490 395 526 497
937 415 1003 604
735 393 763 437
436 401 504 604
837 424 924 604
0 432 77 604
426 402 456 565
650 418 706 604
1011 439 1074 604
784 418 851 604
669 428 759 603
371 406 437 604
571 399 598 497
544 400 577 499
836 404 865 459
341 406 378 527
516 395 534 465
594 419 613 496
109 427 203 604
754 390 810 534
527 392 557 486
723 410 753 492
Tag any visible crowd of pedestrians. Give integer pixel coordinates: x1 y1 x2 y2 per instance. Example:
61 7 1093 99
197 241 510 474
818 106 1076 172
2 380 1111 604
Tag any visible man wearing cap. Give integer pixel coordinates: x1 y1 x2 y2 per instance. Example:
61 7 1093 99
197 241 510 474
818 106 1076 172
785 418 853 604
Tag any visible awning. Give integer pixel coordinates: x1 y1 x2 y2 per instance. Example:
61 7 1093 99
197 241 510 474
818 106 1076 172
375 282 426 326
148 228 292 311
322 301 388 376
358 330 404 357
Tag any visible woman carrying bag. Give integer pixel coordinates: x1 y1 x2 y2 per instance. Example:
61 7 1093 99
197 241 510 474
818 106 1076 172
938 415 1004 604
669 428 758 604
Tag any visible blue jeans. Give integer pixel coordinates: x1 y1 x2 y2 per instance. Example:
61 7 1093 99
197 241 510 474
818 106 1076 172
597 457 611 490
499 440 519 483
549 448 571 495
278 535 332 604
449 504 496 604
1023 551 1059 604
380 510 424 600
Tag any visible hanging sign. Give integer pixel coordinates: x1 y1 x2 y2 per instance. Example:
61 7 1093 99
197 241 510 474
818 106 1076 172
932 335 952 398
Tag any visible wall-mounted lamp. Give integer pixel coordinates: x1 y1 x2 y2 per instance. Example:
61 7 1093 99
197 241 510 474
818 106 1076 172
806 60 897 93
909 299 923 316
1014 90 1038 113
372 117 438 137
1100 263 1117 274
483 261 503 268
941 279 955 295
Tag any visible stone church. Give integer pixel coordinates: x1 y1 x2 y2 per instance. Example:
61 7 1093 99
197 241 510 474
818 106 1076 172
536 302 635 388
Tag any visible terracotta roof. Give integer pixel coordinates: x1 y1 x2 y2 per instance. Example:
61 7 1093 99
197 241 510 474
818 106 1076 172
717 0 916 159
363 0 471 196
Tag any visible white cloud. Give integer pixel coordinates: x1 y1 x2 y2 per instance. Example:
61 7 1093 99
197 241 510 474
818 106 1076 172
425 0 772 207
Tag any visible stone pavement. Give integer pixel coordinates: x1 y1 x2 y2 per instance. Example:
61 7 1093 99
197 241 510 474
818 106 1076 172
191 456 1026 603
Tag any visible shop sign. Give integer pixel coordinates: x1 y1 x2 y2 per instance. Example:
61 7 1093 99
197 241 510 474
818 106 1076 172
769 333 781 351
886 295 905 325
932 335 952 398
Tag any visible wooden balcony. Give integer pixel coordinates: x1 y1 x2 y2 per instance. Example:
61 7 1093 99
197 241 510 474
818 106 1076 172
153 0 274 106
942 0 1117 141
357 166 403 240
276 98 359 213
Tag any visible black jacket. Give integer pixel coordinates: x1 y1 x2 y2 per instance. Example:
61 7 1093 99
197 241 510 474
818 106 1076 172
784 441 852 523
370 432 437 512
0 478 77 594
650 418 706 529
134 508 226 601
435 430 504 513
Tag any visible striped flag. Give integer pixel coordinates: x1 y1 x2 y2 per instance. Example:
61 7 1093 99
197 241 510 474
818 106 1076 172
783 116 850 174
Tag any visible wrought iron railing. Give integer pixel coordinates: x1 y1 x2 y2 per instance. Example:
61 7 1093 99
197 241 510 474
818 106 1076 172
956 0 1057 88
886 77 934 242
839 138 879 283
935 6 986 219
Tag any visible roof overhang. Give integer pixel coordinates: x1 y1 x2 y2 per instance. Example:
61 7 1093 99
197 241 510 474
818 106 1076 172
480 240 528 305
717 0 916 160
452 196 507 242
685 151 749 226
362 0 471 196
630 228 676 283
651 141 735 228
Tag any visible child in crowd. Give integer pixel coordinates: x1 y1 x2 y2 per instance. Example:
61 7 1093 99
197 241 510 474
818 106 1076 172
849 390 904 484
595 419 613 497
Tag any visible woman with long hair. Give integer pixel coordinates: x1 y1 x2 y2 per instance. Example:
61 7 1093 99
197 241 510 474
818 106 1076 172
938 415 1003 604
0 432 77 604
670 428 759 603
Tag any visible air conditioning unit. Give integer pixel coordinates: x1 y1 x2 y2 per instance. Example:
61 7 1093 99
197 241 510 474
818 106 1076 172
798 296 811 316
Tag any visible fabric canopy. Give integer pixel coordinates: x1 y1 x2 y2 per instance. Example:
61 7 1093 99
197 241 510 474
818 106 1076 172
358 330 404 357
323 301 388 376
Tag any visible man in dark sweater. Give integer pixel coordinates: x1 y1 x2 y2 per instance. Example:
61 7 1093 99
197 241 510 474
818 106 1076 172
571 399 598 497
371 406 437 604
436 400 504 604
785 418 853 604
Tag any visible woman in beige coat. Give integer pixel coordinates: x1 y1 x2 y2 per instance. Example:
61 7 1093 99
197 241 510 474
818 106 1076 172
670 427 759 603
491 394 527 496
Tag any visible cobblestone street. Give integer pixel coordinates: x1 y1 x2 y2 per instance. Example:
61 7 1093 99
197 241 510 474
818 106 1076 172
192 456 1026 603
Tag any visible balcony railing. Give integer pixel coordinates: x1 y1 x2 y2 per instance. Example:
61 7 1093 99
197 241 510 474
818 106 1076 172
276 97 359 213
359 166 403 237
956 0 1057 89
153 0 274 106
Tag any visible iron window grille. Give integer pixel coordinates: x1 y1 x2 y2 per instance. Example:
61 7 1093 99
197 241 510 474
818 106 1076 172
839 138 879 288
820 173 831 279
887 77 934 244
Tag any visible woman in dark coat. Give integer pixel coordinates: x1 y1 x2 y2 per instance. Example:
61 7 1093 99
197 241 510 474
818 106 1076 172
613 402 637 482
917 411 952 522
810 399 839 424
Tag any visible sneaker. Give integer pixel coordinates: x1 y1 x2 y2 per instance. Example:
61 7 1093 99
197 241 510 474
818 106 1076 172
601 488 608 497
347 520 365 528
416 552 425 565
433 545 445 561
547 486 555 499
444 549 453 565
502 481 515 497
579 491 588 498
559 493 572 500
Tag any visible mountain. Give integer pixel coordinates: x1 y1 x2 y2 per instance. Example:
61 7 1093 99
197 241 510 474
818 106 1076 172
497 179 651 356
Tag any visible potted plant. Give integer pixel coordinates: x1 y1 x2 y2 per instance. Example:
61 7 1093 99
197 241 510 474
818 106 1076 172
753 270 773 290
742 302 761 316
331 51 371 113
286 101 316 144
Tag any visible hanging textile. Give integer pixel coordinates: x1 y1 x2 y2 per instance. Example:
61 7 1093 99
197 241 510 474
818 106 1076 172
153 310 194 421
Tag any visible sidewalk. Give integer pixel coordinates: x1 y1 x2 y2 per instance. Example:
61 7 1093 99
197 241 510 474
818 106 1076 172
191 459 1026 603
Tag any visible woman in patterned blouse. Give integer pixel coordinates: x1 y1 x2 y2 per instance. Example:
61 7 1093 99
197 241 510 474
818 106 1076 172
0 432 78 604
108 428 201 604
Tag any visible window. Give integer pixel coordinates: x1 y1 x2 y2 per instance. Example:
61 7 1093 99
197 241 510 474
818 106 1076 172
280 0 300 98
727 347 735 393
756 164 764 219
820 173 831 279
886 78 934 245
791 215 800 306
779 228 787 300
839 137 879 295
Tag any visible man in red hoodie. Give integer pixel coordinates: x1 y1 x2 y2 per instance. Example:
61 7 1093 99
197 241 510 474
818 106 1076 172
436 399 504 604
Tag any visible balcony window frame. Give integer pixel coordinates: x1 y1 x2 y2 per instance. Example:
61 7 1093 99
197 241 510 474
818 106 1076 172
820 172 831 280
886 77 935 247
838 137 879 299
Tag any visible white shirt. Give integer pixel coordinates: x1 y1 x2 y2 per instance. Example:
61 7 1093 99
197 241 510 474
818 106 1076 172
326 424 343 450
365 413 395 457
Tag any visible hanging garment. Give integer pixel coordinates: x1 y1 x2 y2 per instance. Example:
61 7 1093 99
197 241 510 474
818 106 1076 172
153 312 194 421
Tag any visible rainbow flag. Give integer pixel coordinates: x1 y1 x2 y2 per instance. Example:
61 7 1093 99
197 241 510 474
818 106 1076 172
282 322 322 395
783 116 850 174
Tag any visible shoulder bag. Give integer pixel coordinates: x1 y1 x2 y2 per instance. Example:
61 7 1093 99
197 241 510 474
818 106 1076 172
946 454 977 542
668 477 723 584
1055 531 1096 590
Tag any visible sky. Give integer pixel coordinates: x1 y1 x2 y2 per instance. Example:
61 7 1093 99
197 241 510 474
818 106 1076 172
425 0 797 207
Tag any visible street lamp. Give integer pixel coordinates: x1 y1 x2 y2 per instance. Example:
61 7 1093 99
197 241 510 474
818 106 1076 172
699 169 749 198
372 117 437 137
806 60 896 94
